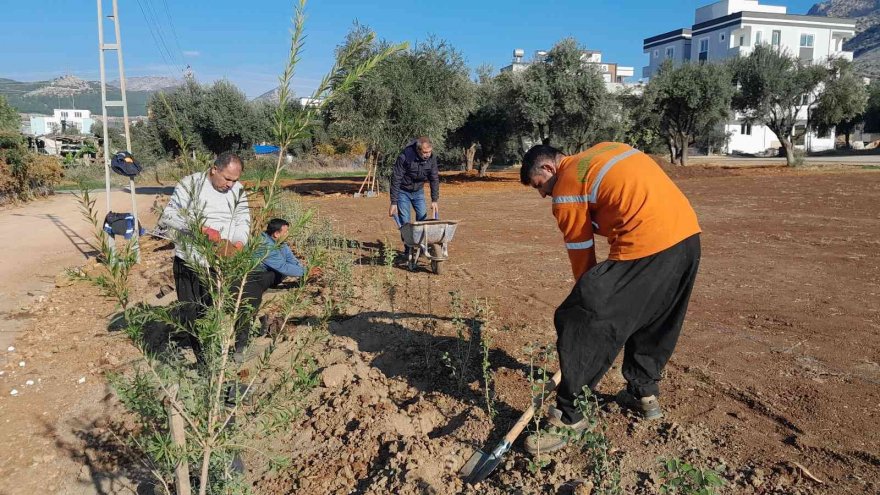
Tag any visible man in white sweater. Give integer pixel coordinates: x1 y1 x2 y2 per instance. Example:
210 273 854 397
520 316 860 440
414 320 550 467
160 151 250 362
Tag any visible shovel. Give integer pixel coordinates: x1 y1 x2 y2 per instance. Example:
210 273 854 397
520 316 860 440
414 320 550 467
460 369 562 484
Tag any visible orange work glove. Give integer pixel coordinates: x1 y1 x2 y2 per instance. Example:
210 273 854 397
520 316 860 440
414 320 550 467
201 226 221 243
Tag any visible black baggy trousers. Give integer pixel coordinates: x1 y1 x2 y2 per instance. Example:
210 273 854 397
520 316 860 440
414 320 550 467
554 234 701 424
172 257 278 362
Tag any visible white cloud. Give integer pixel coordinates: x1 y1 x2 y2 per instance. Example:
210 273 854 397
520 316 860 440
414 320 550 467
183 50 200 57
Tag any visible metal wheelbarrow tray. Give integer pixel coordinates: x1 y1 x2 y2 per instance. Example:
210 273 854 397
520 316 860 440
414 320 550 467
399 219 459 274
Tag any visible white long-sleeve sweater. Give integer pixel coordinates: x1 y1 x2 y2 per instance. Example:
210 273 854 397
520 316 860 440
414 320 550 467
160 171 250 266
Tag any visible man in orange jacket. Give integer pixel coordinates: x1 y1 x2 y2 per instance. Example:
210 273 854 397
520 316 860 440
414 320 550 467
520 142 701 454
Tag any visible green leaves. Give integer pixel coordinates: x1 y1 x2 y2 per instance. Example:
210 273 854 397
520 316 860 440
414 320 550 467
644 60 734 164
325 29 471 174
0 96 19 132
657 457 726 495
812 58 868 137
730 44 830 163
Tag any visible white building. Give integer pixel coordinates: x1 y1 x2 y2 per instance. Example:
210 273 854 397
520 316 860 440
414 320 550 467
643 0 856 155
297 97 324 108
501 48 636 86
29 109 94 136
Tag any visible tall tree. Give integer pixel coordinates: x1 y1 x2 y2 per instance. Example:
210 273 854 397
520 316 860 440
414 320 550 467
326 26 473 178
494 38 610 157
146 79 271 156
811 58 868 148
446 66 513 175
644 60 734 166
540 38 609 153
731 45 828 165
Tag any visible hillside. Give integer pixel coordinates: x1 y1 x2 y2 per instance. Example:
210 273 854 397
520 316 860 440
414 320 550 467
809 0 880 74
0 75 178 116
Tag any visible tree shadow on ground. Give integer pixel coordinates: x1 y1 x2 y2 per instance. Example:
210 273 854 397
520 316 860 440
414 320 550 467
279 177 362 196
107 303 200 366
39 405 158 495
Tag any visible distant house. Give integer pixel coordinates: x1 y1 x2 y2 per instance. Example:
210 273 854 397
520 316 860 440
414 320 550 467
643 0 856 154
29 109 95 136
297 97 323 108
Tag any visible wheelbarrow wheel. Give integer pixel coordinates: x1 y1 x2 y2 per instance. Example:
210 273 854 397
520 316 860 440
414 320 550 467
431 260 441 275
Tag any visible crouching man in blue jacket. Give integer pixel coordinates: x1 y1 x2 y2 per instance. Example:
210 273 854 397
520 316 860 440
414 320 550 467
235 218 306 359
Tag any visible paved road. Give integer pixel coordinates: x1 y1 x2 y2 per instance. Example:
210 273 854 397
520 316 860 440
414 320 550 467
689 154 880 165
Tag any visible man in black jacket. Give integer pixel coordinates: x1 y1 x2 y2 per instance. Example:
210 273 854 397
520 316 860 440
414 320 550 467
388 136 440 226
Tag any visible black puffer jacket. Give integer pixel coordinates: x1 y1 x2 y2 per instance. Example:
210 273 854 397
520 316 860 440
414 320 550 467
389 141 440 203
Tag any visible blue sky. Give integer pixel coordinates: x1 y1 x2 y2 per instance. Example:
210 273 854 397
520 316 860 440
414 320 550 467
1 0 821 98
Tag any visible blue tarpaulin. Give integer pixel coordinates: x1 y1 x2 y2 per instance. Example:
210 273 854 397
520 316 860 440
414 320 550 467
253 144 281 155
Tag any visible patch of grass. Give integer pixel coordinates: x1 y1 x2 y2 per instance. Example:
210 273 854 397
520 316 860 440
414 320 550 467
862 165 880 170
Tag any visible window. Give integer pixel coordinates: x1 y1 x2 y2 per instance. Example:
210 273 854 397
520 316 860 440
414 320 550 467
772 30 781 47
61 111 68 118
799 34 815 62
74 111 81 118
665 46 675 59
800 34 814 47
739 35 745 47
654 49 659 58
755 31 763 45
699 38 709 61
800 94 810 106
740 123 752 135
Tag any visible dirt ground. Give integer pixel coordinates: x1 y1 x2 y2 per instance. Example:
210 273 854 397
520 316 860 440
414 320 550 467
0 164 878 494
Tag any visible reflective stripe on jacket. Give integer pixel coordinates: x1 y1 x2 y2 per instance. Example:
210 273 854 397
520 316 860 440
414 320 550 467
552 142 701 279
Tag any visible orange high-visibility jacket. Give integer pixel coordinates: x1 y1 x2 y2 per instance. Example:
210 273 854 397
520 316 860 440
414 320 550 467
552 142 701 279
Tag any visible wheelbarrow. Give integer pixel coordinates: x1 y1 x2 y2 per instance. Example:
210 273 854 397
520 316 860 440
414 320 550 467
394 216 459 274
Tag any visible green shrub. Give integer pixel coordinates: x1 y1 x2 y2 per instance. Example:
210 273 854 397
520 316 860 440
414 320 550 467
0 130 63 202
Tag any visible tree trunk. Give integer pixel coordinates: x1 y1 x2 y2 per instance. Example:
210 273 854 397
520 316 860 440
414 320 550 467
845 131 851 149
167 385 192 495
780 139 796 166
479 155 493 177
464 143 477 173
678 133 689 167
667 138 679 165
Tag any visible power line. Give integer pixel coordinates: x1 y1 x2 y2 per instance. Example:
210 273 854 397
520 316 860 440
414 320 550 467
133 0 183 78
160 0 185 63
143 0 185 69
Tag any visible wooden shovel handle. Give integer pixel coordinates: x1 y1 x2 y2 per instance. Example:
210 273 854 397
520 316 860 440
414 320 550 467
502 370 562 446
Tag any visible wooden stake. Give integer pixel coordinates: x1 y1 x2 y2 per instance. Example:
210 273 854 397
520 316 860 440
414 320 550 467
168 385 192 495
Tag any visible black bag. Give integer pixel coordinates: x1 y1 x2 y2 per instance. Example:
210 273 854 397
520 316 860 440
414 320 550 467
110 151 142 178
103 211 138 239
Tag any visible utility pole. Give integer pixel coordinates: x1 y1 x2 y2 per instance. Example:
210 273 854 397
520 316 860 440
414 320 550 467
97 0 140 261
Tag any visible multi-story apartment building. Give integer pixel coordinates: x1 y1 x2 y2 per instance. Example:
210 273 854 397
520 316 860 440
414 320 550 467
642 0 856 154
501 48 635 86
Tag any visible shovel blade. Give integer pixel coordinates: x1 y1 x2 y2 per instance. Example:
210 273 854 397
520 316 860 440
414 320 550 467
459 449 503 484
